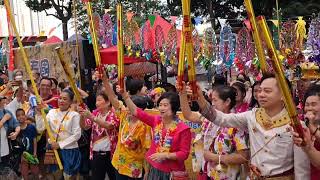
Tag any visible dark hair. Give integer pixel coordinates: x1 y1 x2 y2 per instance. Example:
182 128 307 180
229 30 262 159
51 78 58 87
232 81 246 98
260 73 292 92
157 92 180 114
40 77 52 86
127 79 144 95
161 83 177 93
131 95 148 110
213 74 226 87
16 108 25 116
303 84 320 106
96 92 109 102
58 82 67 90
61 89 75 101
249 81 261 108
212 85 237 110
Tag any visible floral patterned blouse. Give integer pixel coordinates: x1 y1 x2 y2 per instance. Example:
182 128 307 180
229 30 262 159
85 108 119 159
204 120 249 180
111 111 151 178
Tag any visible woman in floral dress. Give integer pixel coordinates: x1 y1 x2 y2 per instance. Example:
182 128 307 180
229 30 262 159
180 84 249 180
103 77 151 180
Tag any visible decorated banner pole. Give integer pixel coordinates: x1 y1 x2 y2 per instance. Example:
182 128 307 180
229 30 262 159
117 3 124 92
55 47 84 106
177 0 197 99
3 0 63 169
244 0 267 74
73 0 82 87
257 16 304 139
177 32 186 92
84 0 102 71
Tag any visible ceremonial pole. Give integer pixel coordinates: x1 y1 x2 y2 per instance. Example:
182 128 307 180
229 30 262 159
55 47 83 105
3 0 63 169
117 3 124 92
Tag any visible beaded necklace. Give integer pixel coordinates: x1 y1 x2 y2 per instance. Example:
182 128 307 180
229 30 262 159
155 118 178 152
120 117 139 145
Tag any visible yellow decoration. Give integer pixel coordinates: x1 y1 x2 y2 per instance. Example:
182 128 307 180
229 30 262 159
301 62 320 79
255 108 291 130
136 51 140 57
295 16 306 50
160 51 165 64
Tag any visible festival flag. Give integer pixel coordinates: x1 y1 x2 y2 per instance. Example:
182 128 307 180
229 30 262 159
126 12 134 22
148 15 156 27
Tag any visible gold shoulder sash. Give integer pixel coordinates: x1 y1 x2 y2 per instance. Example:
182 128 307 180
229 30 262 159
255 108 290 130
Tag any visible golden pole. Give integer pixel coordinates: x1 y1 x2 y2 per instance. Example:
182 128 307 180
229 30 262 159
55 47 83 104
244 0 267 74
257 16 304 139
4 0 63 169
85 0 102 70
177 0 197 97
73 0 82 88
117 3 124 92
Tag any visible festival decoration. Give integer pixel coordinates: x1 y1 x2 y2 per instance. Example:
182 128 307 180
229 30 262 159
166 26 178 65
155 25 165 64
219 23 236 68
3 0 63 169
117 3 124 92
193 29 201 61
92 12 102 45
279 19 305 67
235 27 254 72
141 22 153 61
101 13 113 48
306 15 320 63
257 16 305 140
300 62 320 79
244 0 267 73
202 27 219 70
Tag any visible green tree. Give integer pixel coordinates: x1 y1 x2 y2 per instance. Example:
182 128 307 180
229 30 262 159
24 0 72 40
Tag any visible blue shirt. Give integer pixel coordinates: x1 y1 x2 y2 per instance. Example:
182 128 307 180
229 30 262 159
0 108 19 131
21 124 37 153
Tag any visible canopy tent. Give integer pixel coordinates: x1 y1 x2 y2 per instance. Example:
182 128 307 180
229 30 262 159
100 46 147 65
43 36 62 45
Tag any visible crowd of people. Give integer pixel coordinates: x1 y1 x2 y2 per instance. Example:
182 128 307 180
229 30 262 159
0 67 319 180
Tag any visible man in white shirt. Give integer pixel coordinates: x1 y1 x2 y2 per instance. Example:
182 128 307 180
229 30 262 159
196 73 310 180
